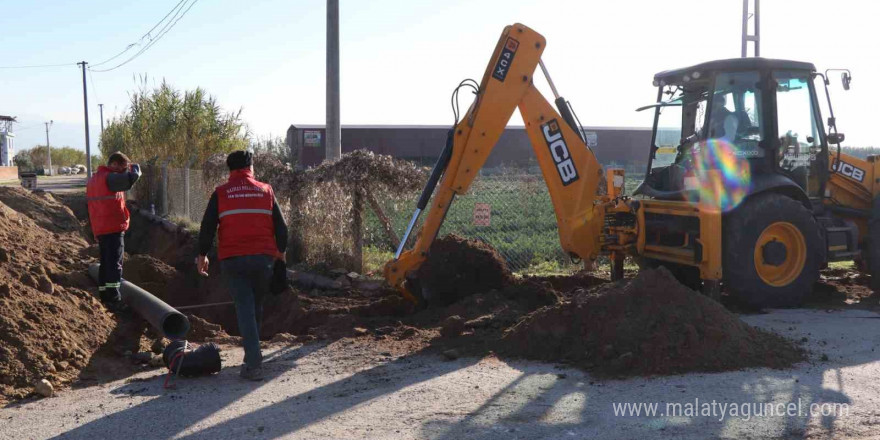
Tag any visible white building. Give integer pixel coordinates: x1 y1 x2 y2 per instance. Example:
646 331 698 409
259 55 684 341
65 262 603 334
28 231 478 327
0 116 15 167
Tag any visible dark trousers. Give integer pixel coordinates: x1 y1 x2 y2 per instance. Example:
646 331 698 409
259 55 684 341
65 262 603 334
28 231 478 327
221 254 273 368
97 232 124 303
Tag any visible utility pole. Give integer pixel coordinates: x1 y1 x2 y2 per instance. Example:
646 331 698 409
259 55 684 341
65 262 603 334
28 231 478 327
98 103 105 136
741 0 760 57
78 61 92 178
44 121 53 176
326 0 341 161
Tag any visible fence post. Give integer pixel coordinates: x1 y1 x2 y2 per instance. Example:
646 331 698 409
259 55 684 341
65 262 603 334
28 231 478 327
160 158 172 216
351 189 364 273
184 156 197 221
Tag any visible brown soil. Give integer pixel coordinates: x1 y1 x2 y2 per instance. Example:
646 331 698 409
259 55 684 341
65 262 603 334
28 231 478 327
186 314 236 343
122 254 185 298
0 188 117 401
415 234 513 305
110 211 810 379
0 187 81 234
500 267 806 377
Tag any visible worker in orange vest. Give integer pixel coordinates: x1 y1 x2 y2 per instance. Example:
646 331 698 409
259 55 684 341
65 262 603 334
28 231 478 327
86 152 141 306
196 150 288 381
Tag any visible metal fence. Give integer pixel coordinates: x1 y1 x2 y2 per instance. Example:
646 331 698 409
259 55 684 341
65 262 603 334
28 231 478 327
134 163 623 273
131 163 215 224
363 171 571 272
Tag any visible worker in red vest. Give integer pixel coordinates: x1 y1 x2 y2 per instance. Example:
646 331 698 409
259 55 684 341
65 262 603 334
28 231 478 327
86 151 141 306
196 150 288 381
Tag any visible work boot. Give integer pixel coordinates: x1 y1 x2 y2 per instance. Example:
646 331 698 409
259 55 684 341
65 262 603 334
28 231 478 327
240 364 263 381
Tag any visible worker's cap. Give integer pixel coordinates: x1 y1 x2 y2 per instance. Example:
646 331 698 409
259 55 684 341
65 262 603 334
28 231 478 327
226 150 253 171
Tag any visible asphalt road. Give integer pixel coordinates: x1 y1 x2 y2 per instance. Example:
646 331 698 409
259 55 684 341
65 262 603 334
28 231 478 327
3 309 880 440
0 175 86 194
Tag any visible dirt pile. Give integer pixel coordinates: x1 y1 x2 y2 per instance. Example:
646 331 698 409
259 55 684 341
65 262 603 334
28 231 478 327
0 193 117 401
416 234 513 305
501 267 805 376
187 315 234 343
0 187 81 234
122 254 184 297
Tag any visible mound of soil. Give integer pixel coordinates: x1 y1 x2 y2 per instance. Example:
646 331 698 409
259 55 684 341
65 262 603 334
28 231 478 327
416 234 513 305
0 187 81 233
187 314 235 343
501 267 805 377
122 254 183 297
0 198 116 401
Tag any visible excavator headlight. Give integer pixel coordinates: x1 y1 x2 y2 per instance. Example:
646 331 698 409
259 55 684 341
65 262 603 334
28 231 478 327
692 71 702 79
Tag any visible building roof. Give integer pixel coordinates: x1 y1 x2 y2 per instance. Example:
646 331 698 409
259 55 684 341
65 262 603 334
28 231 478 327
654 57 817 81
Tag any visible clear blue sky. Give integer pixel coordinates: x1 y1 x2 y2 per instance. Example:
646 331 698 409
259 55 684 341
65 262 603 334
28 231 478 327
3 0 877 153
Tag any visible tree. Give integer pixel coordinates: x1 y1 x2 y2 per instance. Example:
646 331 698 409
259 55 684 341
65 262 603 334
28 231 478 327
13 150 33 171
101 79 249 167
250 135 289 164
26 146 87 168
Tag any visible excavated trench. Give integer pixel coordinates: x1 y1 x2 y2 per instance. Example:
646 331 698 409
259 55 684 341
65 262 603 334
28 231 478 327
119 204 414 339
120 208 244 336
74 200 810 378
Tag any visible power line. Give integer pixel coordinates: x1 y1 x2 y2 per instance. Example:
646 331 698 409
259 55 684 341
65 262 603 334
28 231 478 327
0 62 76 69
90 0 188 68
91 0 199 73
13 123 43 132
88 67 100 104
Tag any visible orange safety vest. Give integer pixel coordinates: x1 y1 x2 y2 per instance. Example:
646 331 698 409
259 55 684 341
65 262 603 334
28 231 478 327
86 166 130 237
216 169 280 260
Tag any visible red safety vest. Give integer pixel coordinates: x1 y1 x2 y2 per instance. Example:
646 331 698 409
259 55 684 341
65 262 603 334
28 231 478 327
216 169 280 260
86 166 130 237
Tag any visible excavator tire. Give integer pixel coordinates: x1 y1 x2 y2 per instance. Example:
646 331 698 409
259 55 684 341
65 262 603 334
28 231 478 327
723 193 823 308
867 196 880 291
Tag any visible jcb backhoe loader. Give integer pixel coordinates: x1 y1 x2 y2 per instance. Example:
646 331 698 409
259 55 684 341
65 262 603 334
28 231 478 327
385 23 870 309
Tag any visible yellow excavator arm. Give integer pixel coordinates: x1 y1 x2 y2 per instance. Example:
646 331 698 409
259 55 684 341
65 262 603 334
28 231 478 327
384 23 609 302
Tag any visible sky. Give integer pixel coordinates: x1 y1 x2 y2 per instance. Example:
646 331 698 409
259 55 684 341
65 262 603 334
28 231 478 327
2 0 878 153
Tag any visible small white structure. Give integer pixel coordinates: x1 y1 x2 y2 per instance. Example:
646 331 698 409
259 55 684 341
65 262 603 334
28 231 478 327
0 115 15 167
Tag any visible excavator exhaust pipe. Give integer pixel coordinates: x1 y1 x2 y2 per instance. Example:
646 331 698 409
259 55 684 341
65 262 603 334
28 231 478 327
88 263 191 340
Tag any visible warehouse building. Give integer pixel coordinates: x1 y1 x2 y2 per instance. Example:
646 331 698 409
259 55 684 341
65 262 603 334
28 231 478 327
286 124 652 172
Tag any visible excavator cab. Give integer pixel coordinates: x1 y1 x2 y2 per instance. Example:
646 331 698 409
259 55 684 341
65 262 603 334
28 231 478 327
636 58 830 205
630 58 869 308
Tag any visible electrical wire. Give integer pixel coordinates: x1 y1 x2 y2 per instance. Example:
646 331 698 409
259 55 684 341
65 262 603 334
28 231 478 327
88 68 100 105
90 0 188 68
12 123 42 132
91 0 199 73
0 62 76 69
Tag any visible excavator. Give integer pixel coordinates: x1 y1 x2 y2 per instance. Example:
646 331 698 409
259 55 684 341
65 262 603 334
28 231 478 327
384 23 871 309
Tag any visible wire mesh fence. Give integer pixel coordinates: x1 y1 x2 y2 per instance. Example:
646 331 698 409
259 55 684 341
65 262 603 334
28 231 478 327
131 164 217 224
363 171 571 272
134 158 634 274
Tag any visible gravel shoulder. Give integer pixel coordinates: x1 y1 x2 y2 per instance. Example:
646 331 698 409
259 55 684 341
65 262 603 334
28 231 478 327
3 308 880 440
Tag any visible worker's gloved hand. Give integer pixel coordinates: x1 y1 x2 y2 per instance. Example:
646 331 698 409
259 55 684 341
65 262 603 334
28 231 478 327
130 163 141 177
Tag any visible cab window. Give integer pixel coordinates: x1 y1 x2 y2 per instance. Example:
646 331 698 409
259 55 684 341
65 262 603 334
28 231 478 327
707 71 764 159
774 71 822 195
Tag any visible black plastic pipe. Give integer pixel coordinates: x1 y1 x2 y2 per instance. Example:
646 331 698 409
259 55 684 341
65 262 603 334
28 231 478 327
88 263 190 339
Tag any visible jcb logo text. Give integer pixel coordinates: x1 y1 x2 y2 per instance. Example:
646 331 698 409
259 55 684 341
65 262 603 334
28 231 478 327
542 120 579 186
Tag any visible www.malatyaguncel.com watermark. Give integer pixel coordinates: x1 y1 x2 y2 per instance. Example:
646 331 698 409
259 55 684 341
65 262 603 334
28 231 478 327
612 399 850 421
